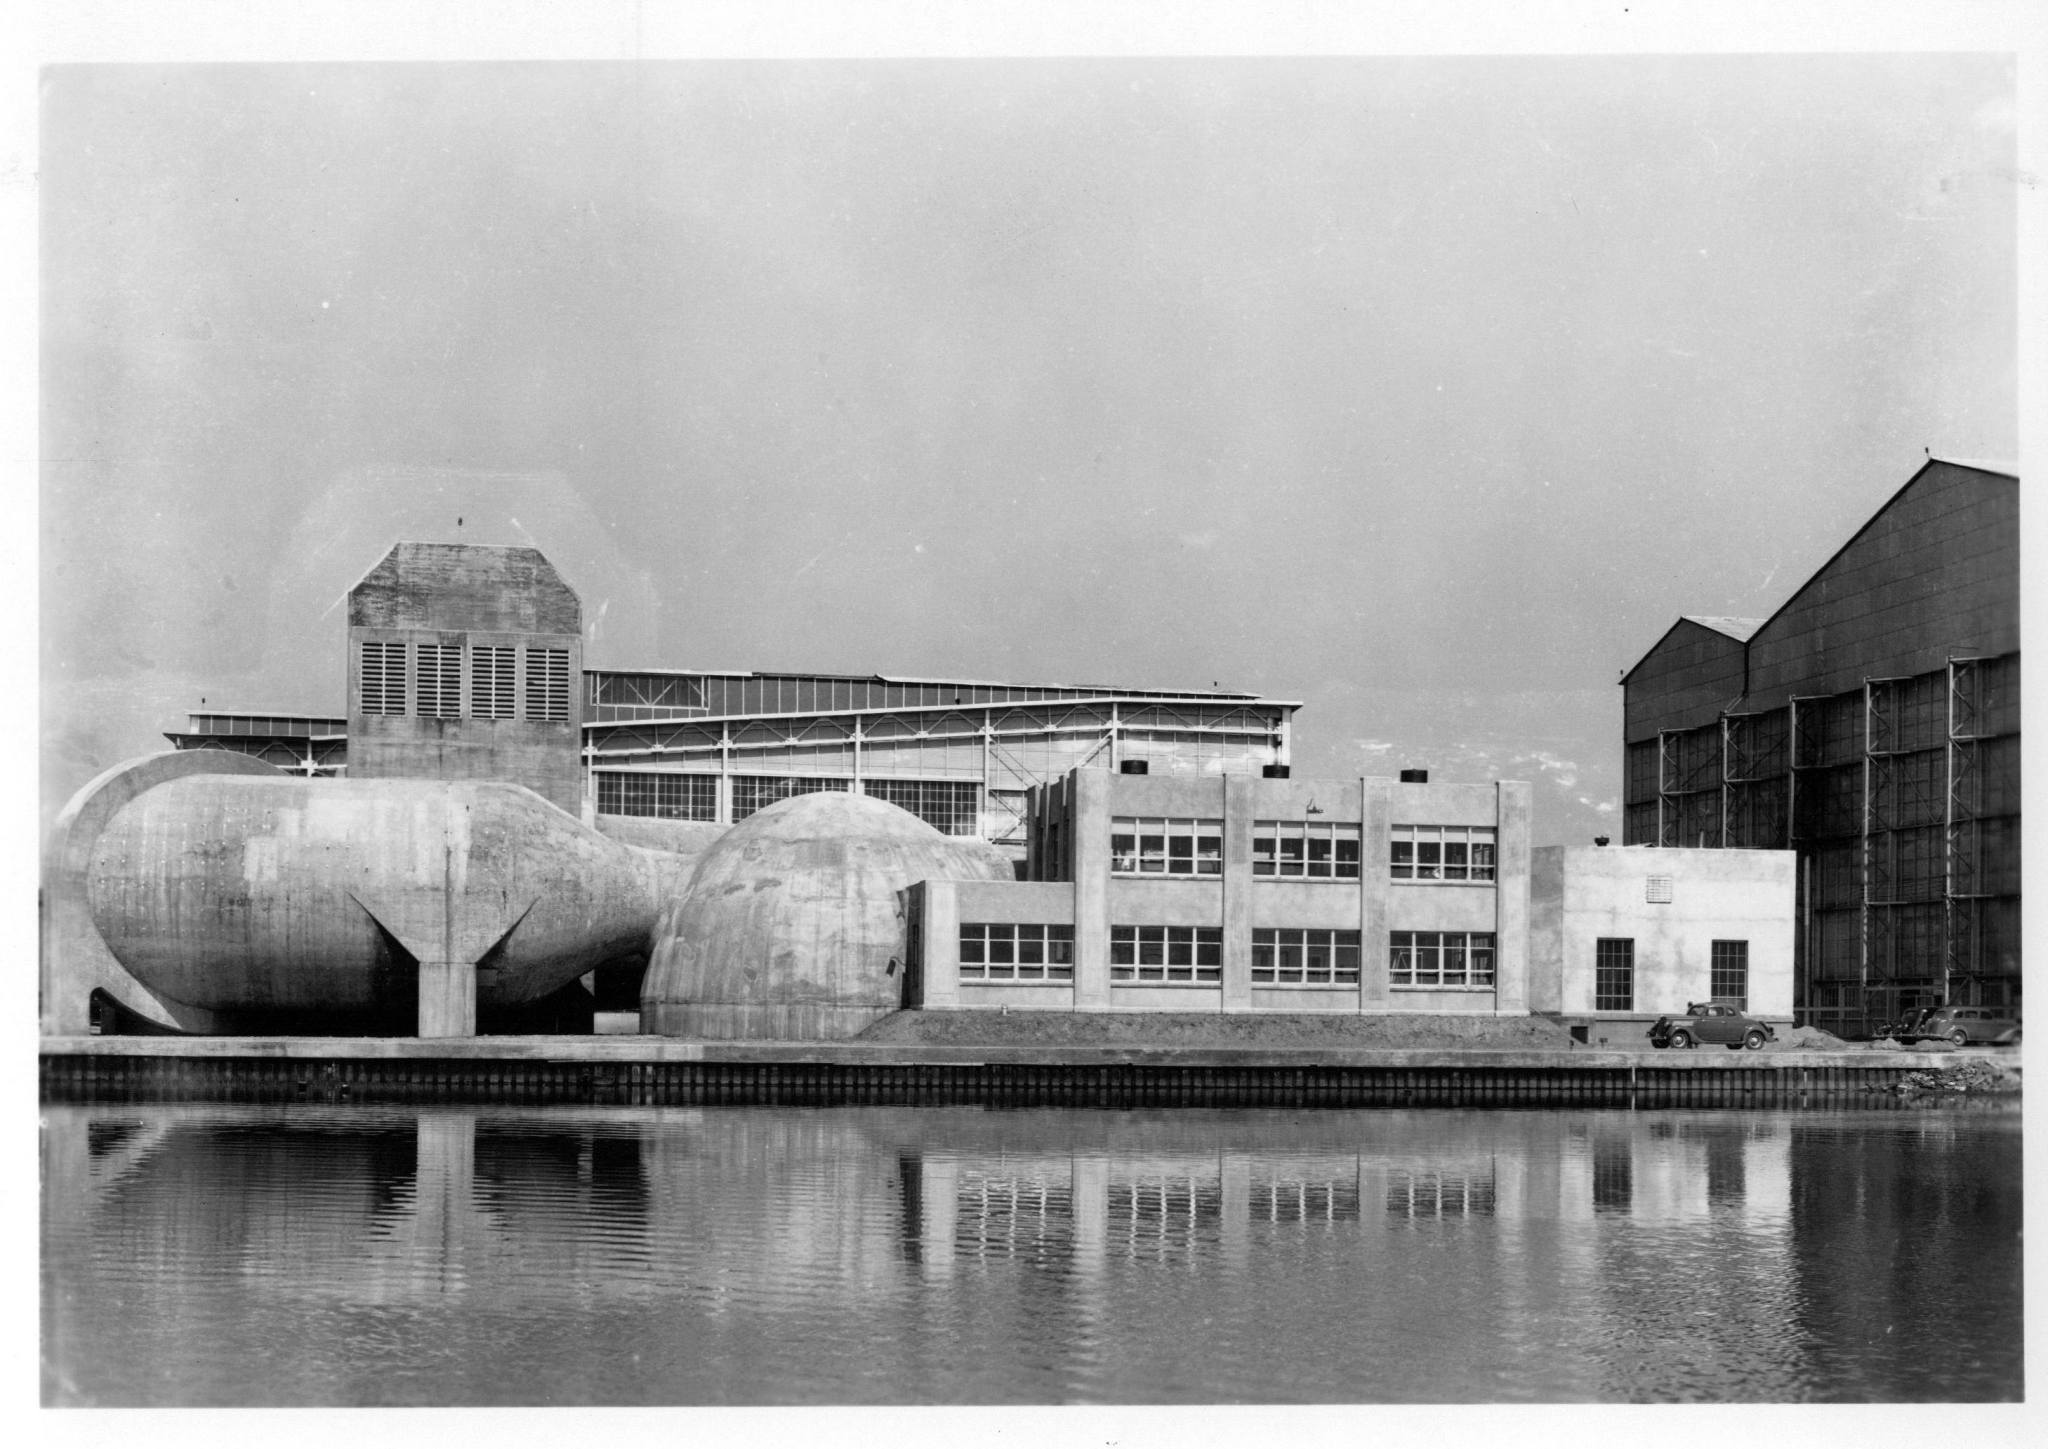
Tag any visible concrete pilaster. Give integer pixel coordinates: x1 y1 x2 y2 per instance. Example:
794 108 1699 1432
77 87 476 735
1221 774 1256 1011
1360 778 1393 1008
418 958 478 1037
1073 768 1113 1008
919 881 961 1009
1495 781 1532 1014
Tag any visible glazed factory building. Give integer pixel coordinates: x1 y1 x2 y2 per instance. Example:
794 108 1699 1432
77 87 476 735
1619 457 2020 1038
168 545 1300 859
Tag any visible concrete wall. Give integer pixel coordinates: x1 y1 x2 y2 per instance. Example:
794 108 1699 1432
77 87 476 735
918 769 1532 1016
1529 845 1795 1024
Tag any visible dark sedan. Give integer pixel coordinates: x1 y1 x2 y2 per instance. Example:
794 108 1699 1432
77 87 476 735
1649 1001 1774 1051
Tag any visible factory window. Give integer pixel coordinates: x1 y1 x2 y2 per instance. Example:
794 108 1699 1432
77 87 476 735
1711 940 1749 1008
360 641 406 715
524 646 571 722
595 771 717 822
958 924 1074 982
865 778 981 836
1390 826 1496 881
1595 938 1635 1012
1251 929 1361 986
1389 931 1497 989
1252 821 1362 879
470 646 516 720
1111 926 1222 984
415 643 462 719
731 774 850 822
1110 818 1223 875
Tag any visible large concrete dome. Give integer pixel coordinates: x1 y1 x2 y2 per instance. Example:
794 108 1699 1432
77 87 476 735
641 791 1012 1040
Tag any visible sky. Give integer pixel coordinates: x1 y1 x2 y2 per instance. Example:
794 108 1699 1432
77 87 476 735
37 52 2018 846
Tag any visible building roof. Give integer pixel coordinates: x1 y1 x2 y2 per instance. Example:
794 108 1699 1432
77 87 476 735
1621 455 2019 686
1678 616 1766 643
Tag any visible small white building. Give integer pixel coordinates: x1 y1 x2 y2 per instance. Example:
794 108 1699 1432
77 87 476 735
1529 844 1795 1046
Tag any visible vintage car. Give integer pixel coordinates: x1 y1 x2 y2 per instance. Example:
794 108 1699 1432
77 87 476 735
1648 1001 1775 1051
1894 1005 2021 1047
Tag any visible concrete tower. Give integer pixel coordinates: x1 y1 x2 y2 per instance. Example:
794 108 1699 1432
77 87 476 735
346 542 584 814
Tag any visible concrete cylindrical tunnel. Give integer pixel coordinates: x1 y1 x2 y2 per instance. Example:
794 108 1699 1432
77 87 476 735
641 791 1013 1040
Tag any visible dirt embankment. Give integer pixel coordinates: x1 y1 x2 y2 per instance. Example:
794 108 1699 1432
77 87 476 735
856 1010 1580 1051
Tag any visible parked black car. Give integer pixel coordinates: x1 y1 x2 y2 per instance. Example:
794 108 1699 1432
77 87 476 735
1894 1005 2021 1046
1648 1001 1774 1051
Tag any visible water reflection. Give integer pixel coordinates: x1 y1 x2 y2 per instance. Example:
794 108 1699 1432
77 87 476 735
41 1103 2021 1405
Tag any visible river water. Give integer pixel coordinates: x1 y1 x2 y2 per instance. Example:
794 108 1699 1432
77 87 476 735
40 1100 2021 1405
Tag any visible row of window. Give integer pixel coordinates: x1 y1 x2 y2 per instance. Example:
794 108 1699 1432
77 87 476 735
360 641 571 722
1251 929 1359 986
958 925 1496 990
1110 818 1222 875
1107 819 1494 882
1390 826 1496 881
1593 938 1749 1011
593 772 982 834
958 924 1074 981
1387 931 1497 988
1253 822 1362 879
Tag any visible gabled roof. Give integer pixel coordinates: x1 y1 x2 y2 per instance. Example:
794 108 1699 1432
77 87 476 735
1679 616 1765 643
1621 455 2019 686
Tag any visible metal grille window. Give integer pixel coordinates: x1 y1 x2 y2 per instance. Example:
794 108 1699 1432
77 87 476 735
1388 931 1497 988
595 771 718 821
470 646 516 719
415 643 462 718
1111 925 1223 984
1711 939 1749 1007
1251 928 1361 986
958 924 1074 982
1391 825 1496 881
731 774 849 821
359 641 406 715
1594 938 1635 1012
1110 818 1223 875
865 778 981 836
524 646 570 722
1252 821 1362 879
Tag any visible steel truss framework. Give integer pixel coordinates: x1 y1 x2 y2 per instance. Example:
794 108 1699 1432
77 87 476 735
1635 654 2018 1036
584 695 1289 843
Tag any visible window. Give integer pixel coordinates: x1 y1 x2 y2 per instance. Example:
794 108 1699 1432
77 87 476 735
1252 929 1361 986
471 645 516 719
1252 821 1362 879
360 641 406 715
595 771 717 821
1111 926 1222 984
731 775 849 822
524 646 570 722
865 778 981 836
958 924 1074 982
1110 818 1222 875
1645 875 1673 904
1391 826 1496 881
1389 932 1498 988
1711 940 1748 1007
1595 938 1635 1012
414 643 462 718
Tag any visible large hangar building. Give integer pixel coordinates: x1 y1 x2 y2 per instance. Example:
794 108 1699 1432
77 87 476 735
1619 457 2019 1038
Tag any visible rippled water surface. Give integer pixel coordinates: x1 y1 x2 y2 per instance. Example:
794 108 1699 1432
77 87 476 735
41 1102 2021 1405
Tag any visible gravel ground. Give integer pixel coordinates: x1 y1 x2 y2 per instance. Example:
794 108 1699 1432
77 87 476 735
856 1010 1581 1050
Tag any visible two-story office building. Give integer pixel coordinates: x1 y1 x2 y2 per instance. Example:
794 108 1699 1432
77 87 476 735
910 766 1532 1015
